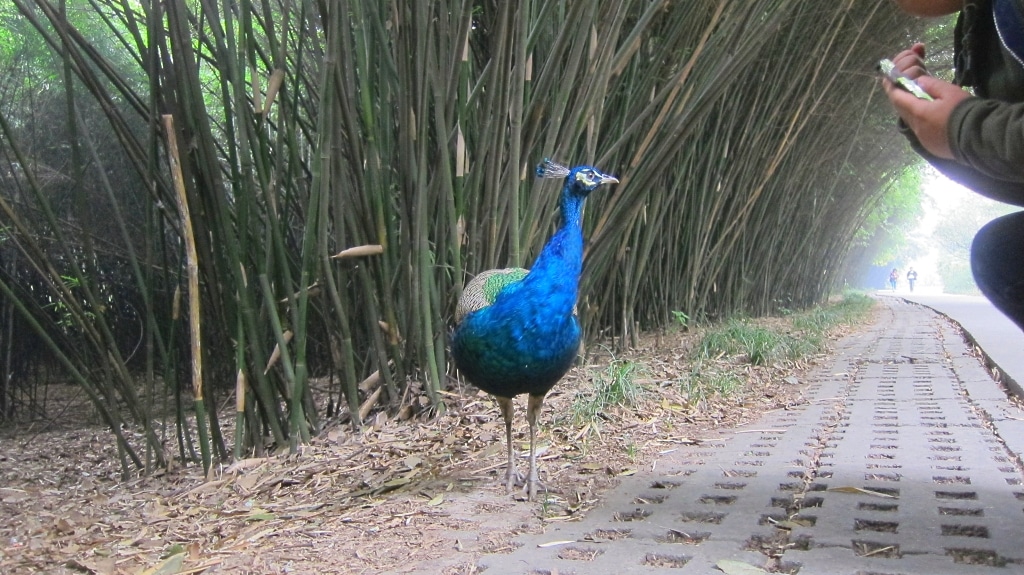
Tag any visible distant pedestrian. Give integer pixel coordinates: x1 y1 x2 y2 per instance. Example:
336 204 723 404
906 267 918 292
889 268 899 291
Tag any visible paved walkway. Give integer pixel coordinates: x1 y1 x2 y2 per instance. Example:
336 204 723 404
900 293 1024 397
479 296 1024 575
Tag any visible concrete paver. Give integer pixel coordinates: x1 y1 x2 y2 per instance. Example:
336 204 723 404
899 294 1024 477
899 293 1024 396
478 297 1024 574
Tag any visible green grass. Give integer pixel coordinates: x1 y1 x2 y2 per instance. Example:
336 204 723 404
695 291 874 367
696 319 794 366
792 291 874 333
684 292 875 399
571 359 646 425
671 310 690 329
679 363 743 405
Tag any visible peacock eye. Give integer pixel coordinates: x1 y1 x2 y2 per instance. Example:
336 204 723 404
575 169 597 186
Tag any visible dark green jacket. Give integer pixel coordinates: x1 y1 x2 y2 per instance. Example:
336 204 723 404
905 0 1024 206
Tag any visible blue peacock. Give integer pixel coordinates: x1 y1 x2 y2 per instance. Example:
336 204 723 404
451 159 618 500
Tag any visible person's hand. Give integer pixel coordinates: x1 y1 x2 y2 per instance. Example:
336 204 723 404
883 43 973 159
890 43 929 80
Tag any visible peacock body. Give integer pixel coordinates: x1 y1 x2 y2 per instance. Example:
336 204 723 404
451 159 618 500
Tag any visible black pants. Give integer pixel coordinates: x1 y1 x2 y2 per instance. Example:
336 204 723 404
972 211 1024 331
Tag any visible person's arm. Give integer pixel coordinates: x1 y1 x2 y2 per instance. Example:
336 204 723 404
890 0 963 17
948 99 1024 181
885 44 1024 206
898 103 1024 206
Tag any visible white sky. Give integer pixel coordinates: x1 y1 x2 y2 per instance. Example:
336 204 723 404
908 167 981 293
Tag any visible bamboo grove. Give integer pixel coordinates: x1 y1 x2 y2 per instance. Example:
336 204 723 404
0 0 931 476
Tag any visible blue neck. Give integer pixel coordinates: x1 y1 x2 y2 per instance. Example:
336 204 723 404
525 187 586 303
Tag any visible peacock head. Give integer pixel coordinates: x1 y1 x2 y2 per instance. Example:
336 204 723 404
536 158 618 198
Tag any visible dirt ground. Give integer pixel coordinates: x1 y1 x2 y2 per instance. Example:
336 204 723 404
0 316 864 575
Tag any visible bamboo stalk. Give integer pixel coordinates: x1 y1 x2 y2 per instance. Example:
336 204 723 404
163 114 211 475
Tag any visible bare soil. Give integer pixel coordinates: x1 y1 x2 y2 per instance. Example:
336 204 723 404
0 317 864 575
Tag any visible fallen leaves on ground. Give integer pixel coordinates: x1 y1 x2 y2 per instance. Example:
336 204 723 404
0 317 867 574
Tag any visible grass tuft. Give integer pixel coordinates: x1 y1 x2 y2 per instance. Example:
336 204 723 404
696 292 874 367
683 292 875 399
679 363 743 405
571 359 646 425
696 319 799 366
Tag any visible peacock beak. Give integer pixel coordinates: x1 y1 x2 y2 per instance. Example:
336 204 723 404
600 174 619 185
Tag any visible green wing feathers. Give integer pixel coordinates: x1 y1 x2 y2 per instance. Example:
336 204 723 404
454 268 528 325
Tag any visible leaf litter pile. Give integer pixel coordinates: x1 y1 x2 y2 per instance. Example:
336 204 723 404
0 310 871 574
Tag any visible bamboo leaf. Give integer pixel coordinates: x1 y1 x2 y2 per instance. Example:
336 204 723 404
716 559 769 575
331 245 385 259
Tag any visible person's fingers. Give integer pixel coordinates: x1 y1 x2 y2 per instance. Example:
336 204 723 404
886 82 924 115
916 75 968 99
892 49 927 78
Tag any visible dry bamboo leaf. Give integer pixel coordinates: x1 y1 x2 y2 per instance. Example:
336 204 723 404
358 387 383 422
397 405 415 420
171 284 181 320
358 370 382 393
456 126 467 178
138 551 186 575
176 561 223 575
224 458 272 474
235 369 246 413
827 486 897 498
66 557 116 574
251 65 262 115
235 473 260 493
381 477 412 489
246 527 278 543
0 487 30 503
278 283 321 304
264 330 294 374
426 493 444 506
378 321 401 344
262 68 285 117
537 540 576 548
331 245 384 259
716 559 768 574
176 479 228 498
771 520 806 530
246 510 276 521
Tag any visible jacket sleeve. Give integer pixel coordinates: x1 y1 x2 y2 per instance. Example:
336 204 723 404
917 96 1024 207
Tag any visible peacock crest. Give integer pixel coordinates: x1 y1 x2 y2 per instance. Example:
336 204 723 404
535 158 570 179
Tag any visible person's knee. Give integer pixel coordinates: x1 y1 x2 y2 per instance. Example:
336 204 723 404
971 212 1024 283
971 211 1024 329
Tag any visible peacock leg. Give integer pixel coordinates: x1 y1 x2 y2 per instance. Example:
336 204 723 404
495 396 522 491
525 393 548 501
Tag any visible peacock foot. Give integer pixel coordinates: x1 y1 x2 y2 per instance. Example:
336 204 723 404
524 476 547 501
505 465 525 492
